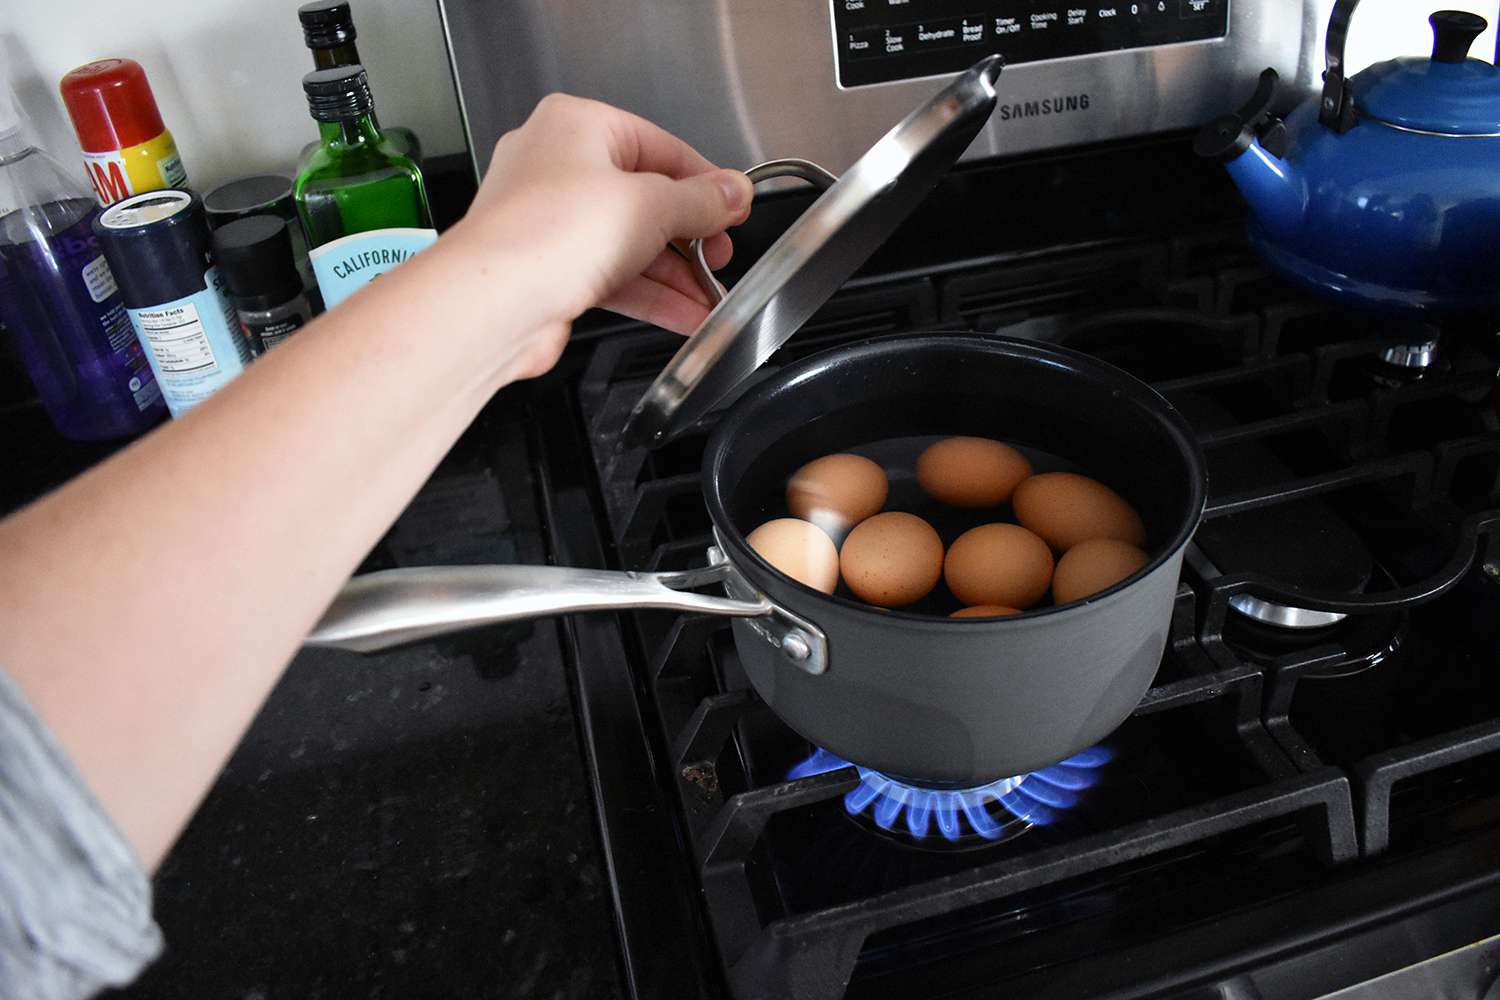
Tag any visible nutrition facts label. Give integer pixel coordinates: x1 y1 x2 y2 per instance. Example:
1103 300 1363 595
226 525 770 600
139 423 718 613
134 302 221 375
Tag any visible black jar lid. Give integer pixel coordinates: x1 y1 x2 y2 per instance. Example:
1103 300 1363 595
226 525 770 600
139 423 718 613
303 65 374 122
212 215 302 311
204 174 294 229
299 0 356 49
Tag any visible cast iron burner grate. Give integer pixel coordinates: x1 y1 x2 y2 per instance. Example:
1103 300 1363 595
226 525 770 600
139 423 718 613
530 223 1500 1000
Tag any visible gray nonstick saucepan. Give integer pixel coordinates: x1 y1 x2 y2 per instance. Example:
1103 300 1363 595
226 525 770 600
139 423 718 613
304 57 1209 787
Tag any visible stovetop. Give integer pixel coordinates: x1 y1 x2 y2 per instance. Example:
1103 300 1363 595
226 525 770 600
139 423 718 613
7 141 1500 999
529 186 1500 997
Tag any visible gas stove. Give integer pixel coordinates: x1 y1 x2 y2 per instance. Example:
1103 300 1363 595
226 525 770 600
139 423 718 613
524 146 1500 999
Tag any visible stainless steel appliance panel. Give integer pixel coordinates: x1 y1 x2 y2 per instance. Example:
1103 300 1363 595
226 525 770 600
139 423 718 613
438 0 1331 176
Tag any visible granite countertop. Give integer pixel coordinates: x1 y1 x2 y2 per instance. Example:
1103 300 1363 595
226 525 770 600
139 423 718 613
72 399 625 999
3 158 623 998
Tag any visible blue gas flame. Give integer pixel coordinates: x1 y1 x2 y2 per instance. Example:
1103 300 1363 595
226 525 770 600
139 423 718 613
786 745 1114 843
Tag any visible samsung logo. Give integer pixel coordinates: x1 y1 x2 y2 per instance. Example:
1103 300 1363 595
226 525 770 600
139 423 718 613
998 94 1092 120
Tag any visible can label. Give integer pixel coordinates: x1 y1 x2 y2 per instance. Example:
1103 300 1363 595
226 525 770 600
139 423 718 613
83 131 188 207
126 267 250 416
309 227 438 309
243 313 305 353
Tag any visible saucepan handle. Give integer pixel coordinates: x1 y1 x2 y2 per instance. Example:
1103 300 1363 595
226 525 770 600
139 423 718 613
307 560 771 653
690 157 840 305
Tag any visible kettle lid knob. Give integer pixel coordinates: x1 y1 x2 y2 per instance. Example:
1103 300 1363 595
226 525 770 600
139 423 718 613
1429 10 1487 64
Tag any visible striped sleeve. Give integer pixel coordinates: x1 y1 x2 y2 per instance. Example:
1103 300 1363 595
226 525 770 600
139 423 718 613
0 669 161 999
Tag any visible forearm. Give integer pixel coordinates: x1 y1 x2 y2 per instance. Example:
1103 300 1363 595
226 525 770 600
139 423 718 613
0 224 541 869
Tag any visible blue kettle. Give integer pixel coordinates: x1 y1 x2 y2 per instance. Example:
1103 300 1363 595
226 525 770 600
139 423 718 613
1196 1 1500 314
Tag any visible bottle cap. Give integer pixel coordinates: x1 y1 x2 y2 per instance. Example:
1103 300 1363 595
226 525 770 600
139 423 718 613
303 65 374 122
212 215 303 310
0 83 23 142
299 0 357 49
59 58 167 153
204 174 295 228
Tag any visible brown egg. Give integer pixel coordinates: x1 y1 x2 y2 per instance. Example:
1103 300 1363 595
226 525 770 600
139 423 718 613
1012 471 1146 552
950 605 1022 618
787 453 889 536
943 523 1054 610
839 512 944 607
916 437 1033 508
1052 538 1149 605
746 518 840 594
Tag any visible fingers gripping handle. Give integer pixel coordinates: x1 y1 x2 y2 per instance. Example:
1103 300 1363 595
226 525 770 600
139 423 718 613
690 158 840 305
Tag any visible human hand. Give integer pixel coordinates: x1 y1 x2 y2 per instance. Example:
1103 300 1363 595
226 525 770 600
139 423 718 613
449 94 753 380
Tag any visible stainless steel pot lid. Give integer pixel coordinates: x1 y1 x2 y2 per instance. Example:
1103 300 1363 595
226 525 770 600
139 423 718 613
622 54 1003 447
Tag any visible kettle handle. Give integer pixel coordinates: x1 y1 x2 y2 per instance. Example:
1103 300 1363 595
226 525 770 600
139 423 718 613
1318 0 1361 133
1320 2 1492 133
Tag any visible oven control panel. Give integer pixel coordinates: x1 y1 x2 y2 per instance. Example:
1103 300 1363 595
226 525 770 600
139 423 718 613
833 0 1229 87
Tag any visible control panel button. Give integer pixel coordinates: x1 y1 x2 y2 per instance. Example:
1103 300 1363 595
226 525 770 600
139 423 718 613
1065 7 1089 26
1029 10 1061 31
874 16 988 50
994 14 1022 35
846 28 882 57
914 19 963 48
1180 0 1218 17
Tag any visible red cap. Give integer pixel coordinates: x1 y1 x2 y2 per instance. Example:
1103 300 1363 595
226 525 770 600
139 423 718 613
59 58 167 153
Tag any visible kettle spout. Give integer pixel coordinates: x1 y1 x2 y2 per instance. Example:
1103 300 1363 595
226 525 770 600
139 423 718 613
1194 68 1305 242
1223 140 1305 243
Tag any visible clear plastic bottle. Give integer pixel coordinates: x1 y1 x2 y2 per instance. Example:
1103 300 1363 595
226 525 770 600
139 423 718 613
0 85 165 439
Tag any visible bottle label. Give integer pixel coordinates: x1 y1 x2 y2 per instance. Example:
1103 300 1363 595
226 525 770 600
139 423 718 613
126 268 250 417
240 312 306 353
309 227 438 309
80 254 118 303
0 201 163 429
82 131 189 207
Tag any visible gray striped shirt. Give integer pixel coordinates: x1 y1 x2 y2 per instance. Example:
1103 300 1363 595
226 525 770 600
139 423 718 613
0 669 161 999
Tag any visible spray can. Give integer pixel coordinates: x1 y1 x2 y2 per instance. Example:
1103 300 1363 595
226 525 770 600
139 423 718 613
60 58 187 207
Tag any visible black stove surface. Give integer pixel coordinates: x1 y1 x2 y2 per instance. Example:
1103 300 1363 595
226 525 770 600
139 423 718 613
528 152 1500 998
9 141 1500 999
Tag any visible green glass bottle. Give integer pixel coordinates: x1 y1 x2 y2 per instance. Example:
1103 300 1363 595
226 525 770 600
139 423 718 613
294 65 435 309
295 0 422 168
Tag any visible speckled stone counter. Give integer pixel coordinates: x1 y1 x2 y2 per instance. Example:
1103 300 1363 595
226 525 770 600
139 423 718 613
98 401 622 999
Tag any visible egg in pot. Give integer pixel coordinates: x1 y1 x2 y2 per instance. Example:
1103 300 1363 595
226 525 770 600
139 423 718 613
943 523 1054 610
950 605 1021 618
916 437 1033 508
1012 471 1146 552
786 453 889 536
746 518 840 594
1051 538 1149 604
839 511 944 607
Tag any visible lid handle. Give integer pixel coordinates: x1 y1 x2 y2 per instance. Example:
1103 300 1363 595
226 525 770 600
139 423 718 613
1430 9 1487 63
689 158 839 305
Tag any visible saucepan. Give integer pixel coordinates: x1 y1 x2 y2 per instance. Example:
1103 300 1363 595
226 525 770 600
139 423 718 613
306 57 1208 787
